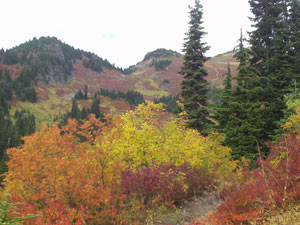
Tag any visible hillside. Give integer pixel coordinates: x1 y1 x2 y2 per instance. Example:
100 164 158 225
0 37 238 125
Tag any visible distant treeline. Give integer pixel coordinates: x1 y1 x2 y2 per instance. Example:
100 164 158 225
54 93 104 127
98 89 145 106
154 95 179 113
0 109 35 184
0 69 36 106
99 88 179 113
150 59 172 71
143 48 181 61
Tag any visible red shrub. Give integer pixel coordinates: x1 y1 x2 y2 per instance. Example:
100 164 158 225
207 130 300 224
121 163 215 208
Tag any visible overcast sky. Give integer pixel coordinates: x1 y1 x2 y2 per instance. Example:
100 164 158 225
1 0 253 68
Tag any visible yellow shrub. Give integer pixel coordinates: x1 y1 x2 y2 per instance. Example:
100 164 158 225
93 101 237 179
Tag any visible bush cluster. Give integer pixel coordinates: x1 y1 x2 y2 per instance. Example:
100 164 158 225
196 107 300 224
3 102 237 224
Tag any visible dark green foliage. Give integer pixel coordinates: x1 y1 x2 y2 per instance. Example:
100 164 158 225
98 89 119 100
84 85 88 99
150 59 172 71
90 94 101 118
154 95 179 113
248 0 300 142
212 0 300 160
1 37 120 82
98 89 145 106
213 64 233 131
71 98 79 118
0 49 5 62
162 79 170 84
180 0 211 134
118 65 137 75
14 109 36 137
207 85 220 104
22 87 37 103
74 85 88 100
0 195 40 224
2 51 19 65
0 36 91 103
0 110 35 184
12 68 37 103
55 94 104 127
214 31 269 160
74 90 84 100
2 37 82 83
143 48 181 61
0 70 13 114
122 90 145 106
289 0 300 86
82 52 116 73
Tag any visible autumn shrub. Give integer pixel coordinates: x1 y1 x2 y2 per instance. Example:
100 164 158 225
121 163 215 208
4 116 125 224
97 102 237 180
197 126 300 224
3 102 237 224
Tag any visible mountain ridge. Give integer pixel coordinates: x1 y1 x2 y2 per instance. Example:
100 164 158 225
0 36 238 125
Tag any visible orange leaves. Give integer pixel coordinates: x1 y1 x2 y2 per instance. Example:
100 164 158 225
4 116 121 224
3 102 237 224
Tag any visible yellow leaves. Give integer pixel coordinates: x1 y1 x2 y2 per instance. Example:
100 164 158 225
282 121 293 130
270 151 290 166
282 106 300 131
90 101 236 179
4 101 237 224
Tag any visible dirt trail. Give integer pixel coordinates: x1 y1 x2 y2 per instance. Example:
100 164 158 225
154 192 223 225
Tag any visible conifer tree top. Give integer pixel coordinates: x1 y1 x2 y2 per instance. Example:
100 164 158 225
180 0 211 134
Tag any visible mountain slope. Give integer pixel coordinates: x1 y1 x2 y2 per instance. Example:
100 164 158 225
0 37 238 125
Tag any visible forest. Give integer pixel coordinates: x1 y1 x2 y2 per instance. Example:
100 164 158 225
1 0 300 224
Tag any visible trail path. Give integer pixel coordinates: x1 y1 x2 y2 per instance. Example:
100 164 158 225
154 192 223 225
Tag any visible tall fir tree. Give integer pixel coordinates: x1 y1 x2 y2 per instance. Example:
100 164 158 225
91 94 101 118
84 85 88 100
180 0 211 134
71 98 79 119
289 0 300 80
248 0 300 140
215 31 268 160
213 63 233 132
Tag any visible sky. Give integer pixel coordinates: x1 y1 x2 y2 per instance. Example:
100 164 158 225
1 0 253 68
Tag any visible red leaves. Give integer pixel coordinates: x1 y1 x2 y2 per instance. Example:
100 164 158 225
121 163 215 208
205 130 300 224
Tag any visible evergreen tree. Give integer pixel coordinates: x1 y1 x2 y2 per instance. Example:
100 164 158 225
80 108 88 120
74 90 84 100
84 85 88 99
0 109 36 184
154 95 179 113
180 0 211 134
248 0 299 140
215 31 268 160
289 0 300 80
71 98 79 118
91 94 101 118
224 63 232 90
213 63 233 132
